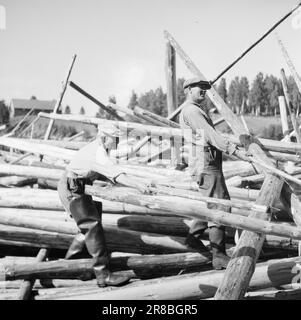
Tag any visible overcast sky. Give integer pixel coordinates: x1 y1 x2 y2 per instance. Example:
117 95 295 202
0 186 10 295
0 0 300 115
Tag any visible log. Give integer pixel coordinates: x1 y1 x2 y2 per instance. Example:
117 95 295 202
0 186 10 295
2 252 211 281
276 33 301 95
9 108 35 137
0 193 171 216
66 130 85 141
0 207 296 251
17 248 49 300
85 185 301 240
165 41 177 115
9 152 32 164
279 95 290 138
0 164 63 180
0 137 74 161
37 256 301 300
68 81 124 121
281 68 301 142
0 223 195 254
226 174 264 188
0 176 37 187
44 54 77 140
39 112 301 155
133 106 179 128
28 139 86 150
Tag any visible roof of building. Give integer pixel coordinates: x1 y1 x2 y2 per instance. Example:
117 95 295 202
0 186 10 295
11 99 56 111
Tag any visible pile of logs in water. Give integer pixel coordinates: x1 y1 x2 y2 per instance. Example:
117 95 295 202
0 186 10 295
1 31 301 300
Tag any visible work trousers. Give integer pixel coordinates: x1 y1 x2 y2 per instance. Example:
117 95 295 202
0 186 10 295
57 171 109 267
189 168 231 238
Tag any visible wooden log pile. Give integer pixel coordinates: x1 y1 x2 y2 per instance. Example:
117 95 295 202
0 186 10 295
0 31 301 301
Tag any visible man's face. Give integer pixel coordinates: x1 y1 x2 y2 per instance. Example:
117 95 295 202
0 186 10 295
188 85 207 104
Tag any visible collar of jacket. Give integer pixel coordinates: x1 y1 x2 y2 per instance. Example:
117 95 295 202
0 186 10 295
186 100 210 120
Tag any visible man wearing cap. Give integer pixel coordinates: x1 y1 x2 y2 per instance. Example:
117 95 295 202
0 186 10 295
179 77 250 270
57 133 130 287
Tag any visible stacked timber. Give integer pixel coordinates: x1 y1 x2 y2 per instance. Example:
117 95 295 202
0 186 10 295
1 40 301 300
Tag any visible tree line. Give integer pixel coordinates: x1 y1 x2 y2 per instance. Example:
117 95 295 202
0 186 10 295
127 73 301 117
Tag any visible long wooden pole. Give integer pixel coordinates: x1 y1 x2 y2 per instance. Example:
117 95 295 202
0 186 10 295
210 2 301 84
165 41 178 115
44 54 77 140
68 81 124 121
38 112 301 154
276 33 301 95
280 68 301 142
17 248 49 300
38 256 301 300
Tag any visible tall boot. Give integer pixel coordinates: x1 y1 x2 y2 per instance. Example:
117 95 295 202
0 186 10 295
70 196 130 287
94 265 130 288
209 226 230 270
65 233 86 259
185 220 209 253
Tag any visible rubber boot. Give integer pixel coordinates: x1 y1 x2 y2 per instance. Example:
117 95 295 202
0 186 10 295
69 196 130 286
185 220 209 253
209 226 230 270
185 233 209 253
94 265 131 288
65 233 86 259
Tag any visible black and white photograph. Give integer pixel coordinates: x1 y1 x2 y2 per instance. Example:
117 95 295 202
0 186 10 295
0 0 301 308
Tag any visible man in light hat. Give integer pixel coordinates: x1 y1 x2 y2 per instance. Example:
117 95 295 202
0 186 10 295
179 77 250 270
57 131 130 287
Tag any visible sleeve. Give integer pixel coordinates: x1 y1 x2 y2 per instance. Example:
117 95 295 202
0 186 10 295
186 108 237 155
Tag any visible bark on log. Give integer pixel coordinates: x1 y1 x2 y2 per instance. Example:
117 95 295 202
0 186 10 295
0 137 74 161
85 185 300 240
0 176 37 187
17 248 49 300
165 41 178 115
2 252 211 281
0 224 194 254
37 256 301 300
39 112 301 155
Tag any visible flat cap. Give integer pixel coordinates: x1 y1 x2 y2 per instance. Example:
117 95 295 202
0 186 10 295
183 77 212 90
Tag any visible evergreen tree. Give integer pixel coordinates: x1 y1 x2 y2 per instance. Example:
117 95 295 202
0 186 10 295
239 77 249 114
128 91 138 110
96 95 117 120
248 72 268 116
79 106 85 115
138 87 167 117
228 77 241 113
108 95 117 104
0 100 9 124
264 75 282 115
287 75 301 114
177 78 186 106
64 105 71 114
217 78 227 102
